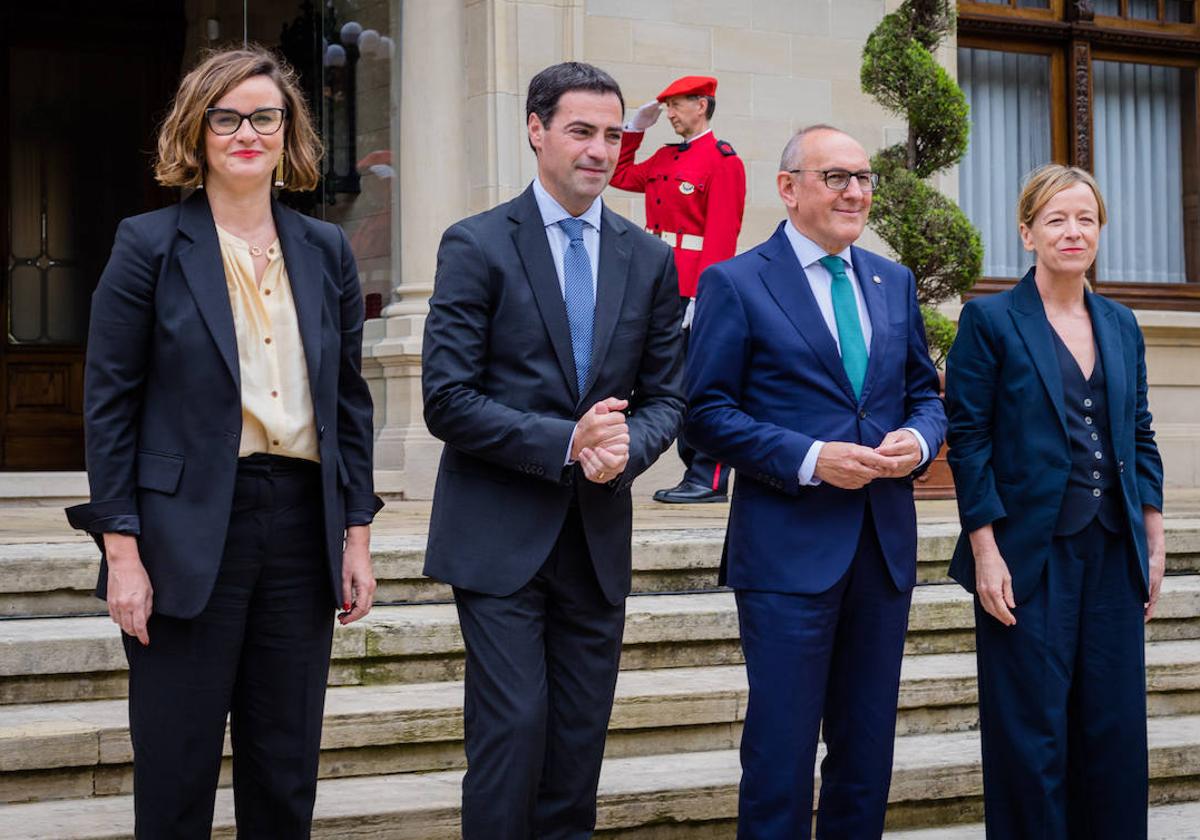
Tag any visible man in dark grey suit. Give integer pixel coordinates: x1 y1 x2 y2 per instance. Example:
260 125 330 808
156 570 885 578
421 62 685 839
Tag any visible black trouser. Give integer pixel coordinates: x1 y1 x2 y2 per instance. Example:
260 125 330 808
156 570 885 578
454 506 626 840
975 518 1148 840
123 455 334 839
677 296 728 493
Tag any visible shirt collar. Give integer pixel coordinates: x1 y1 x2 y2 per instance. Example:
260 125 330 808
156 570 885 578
532 178 603 233
784 221 853 272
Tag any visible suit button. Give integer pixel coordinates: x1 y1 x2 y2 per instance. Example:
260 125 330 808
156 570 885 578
318 425 326 438
859 409 868 419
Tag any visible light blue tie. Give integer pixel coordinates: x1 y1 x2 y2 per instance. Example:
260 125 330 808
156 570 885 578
818 255 868 399
558 218 594 393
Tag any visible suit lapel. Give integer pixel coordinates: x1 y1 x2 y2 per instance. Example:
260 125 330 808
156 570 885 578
1009 271 1068 438
585 209 632 404
1087 292 1126 446
850 246 888 402
757 225 856 402
510 187 579 396
177 192 240 389
274 202 324 409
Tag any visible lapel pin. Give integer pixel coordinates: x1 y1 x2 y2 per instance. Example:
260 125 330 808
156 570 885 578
872 275 882 284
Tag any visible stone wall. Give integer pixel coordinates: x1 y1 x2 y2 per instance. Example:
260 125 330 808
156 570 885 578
366 0 1200 497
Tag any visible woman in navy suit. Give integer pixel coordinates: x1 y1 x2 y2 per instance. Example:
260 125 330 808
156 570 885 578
946 164 1164 839
66 47 382 837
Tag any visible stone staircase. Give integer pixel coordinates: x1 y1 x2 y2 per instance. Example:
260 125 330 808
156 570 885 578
1 514 1199 837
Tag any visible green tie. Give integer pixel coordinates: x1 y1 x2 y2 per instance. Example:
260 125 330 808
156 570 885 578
818 255 868 399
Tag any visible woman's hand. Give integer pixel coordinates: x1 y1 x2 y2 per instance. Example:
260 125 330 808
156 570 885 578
1144 506 1166 622
103 533 153 645
969 525 1017 627
338 525 376 626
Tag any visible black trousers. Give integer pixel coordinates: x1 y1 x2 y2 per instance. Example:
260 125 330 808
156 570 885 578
735 514 912 840
975 518 1148 840
676 303 728 493
123 455 334 839
454 506 626 840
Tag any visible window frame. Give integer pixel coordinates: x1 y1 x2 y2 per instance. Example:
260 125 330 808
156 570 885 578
958 0 1200 310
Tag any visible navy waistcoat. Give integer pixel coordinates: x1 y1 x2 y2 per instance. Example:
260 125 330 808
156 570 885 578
1050 326 1124 536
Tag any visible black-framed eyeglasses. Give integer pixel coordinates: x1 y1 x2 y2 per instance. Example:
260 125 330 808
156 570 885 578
788 169 880 192
204 107 287 136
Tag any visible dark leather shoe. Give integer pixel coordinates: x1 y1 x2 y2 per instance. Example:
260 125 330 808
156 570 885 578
652 480 728 504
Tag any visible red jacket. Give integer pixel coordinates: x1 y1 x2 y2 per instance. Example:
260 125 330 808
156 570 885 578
610 130 746 298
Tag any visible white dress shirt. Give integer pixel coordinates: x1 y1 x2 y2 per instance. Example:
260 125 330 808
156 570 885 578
782 222 929 484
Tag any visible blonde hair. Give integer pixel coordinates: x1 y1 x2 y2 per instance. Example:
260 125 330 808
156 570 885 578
154 46 322 191
1016 164 1107 230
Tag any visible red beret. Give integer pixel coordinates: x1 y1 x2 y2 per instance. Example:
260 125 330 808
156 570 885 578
656 75 718 102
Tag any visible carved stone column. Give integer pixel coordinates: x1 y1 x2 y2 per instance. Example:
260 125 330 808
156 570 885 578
1070 39 1093 172
362 0 467 497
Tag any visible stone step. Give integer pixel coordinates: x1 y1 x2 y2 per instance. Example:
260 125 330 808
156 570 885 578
16 520 1200 616
2 714 1198 838
3 639 1199 805
884 800 1200 839
3 576 1200 705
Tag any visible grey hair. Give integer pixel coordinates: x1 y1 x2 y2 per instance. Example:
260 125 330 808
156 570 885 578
779 124 852 171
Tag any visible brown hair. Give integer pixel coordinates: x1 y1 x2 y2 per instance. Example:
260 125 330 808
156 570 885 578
1017 164 1107 230
154 46 322 191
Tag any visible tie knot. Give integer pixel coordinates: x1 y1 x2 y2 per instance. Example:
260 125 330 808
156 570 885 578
819 255 847 278
558 217 586 243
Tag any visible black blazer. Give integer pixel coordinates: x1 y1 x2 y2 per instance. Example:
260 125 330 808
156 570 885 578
421 185 686 605
66 191 383 618
946 269 1164 603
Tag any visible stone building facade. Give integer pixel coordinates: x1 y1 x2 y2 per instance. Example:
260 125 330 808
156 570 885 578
365 0 1200 498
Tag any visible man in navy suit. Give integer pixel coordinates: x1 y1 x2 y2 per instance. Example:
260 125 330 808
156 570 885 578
685 124 946 838
421 63 685 838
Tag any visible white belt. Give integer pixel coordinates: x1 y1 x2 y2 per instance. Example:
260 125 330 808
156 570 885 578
647 229 704 251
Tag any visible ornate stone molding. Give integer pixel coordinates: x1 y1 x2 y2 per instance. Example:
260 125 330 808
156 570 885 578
1071 40 1091 171
1066 0 1094 23
956 14 1068 41
958 14 1199 53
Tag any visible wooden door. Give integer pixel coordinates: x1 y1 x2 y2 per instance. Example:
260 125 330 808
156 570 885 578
0 3 183 469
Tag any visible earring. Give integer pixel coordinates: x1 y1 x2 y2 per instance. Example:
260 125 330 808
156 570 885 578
274 153 285 189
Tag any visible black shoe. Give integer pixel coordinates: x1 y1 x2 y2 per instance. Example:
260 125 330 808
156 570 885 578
652 480 728 504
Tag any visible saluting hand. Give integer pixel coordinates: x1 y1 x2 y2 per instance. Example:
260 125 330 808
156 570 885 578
627 100 662 132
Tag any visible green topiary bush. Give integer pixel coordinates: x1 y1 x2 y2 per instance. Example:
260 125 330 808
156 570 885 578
861 0 982 366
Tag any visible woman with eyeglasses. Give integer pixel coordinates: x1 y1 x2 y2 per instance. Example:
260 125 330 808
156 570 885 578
945 164 1164 839
65 46 382 837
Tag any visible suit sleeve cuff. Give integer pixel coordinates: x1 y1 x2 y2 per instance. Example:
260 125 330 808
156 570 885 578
564 427 577 466
345 493 385 526
901 427 930 470
798 441 825 486
65 500 141 536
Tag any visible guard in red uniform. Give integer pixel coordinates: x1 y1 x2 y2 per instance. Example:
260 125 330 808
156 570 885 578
611 75 746 503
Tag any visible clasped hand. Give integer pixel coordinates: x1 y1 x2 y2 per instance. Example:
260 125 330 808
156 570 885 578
814 430 922 490
572 397 630 484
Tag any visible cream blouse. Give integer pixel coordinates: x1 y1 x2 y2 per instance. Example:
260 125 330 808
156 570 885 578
215 225 319 462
